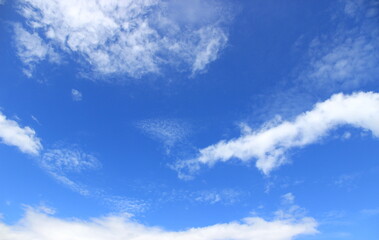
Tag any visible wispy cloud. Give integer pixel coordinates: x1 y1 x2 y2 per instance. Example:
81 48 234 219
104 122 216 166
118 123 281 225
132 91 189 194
192 189 241 205
13 24 60 77
0 109 144 212
0 111 42 155
299 33 379 90
102 196 148 214
0 206 317 240
360 208 379 216
31 115 41 125
158 188 244 206
39 147 100 195
41 147 100 173
137 118 190 152
40 147 145 212
281 193 295 205
334 172 361 191
71 89 83 101
174 92 379 178
297 0 379 91
15 0 232 78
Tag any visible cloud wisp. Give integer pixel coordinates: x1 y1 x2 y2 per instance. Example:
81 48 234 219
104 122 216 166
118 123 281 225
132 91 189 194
137 118 190 153
174 92 379 178
297 0 379 91
71 89 83 101
0 112 42 155
0 110 144 212
39 147 100 196
13 24 60 78
0 206 317 240
15 0 232 79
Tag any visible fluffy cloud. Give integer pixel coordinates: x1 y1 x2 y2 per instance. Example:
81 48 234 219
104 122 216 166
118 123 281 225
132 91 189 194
15 0 231 78
0 207 317 240
0 112 42 155
174 92 379 177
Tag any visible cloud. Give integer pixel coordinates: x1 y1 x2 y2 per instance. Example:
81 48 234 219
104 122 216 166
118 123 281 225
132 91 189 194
192 189 241 205
71 89 83 101
281 193 295 205
40 147 100 195
13 24 60 77
0 207 317 240
360 208 379 216
159 188 243 206
31 115 41 125
334 172 361 190
343 0 379 18
0 112 42 155
15 0 231 78
41 148 100 173
174 92 379 178
297 0 379 91
137 118 190 150
102 196 148 214
300 34 379 90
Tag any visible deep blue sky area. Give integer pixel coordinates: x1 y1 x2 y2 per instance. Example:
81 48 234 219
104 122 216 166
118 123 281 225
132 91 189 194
0 0 378 239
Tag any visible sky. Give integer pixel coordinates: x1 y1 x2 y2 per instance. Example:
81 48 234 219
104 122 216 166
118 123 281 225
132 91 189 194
0 0 378 239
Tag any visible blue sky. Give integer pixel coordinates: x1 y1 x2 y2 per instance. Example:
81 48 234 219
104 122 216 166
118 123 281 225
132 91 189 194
0 0 379 239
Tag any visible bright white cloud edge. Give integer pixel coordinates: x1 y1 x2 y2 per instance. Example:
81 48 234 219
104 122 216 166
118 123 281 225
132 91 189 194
174 92 379 177
0 112 42 155
0 207 317 240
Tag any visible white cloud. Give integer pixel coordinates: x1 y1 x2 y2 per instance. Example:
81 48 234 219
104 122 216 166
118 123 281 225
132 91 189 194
15 0 231 78
0 207 317 240
0 112 42 155
174 92 379 177
71 89 83 101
